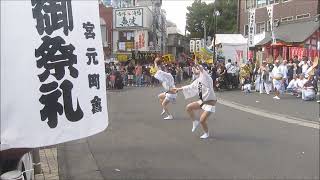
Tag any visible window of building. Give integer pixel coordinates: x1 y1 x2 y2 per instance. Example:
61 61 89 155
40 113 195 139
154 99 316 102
244 24 249 36
119 31 134 42
296 13 310 20
281 16 294 22
268 0 280 4
267 20 271 31
246 0 255 9
267 19 279 31
256 22 265 34
256 0 267 8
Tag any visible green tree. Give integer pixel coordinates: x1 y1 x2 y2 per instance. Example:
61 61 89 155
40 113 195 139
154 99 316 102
186 0 237 39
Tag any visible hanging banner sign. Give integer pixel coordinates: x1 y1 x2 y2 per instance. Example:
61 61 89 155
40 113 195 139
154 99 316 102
1 0 108 150
248 8 256 47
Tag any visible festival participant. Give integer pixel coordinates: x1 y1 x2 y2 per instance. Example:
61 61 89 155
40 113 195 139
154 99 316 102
302 75 317 101
258 60 272 94
271 60 287 99
173 64 217 139
153 56 177 120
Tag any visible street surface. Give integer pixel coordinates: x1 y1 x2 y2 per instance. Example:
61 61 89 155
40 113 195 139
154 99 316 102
58 86 319 180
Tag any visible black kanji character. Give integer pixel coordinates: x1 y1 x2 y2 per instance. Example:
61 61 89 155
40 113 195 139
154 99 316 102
60 79 84 122
35 36 79 82
121 16 128 26
88 74 100 89
130 16 138 26
86 48 98 65
83 22 95 39
31 0 73 36
39 88 63 128
91 96 102 114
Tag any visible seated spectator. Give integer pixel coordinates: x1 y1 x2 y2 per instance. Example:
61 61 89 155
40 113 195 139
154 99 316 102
302 75 317 101
296 74 307 98
242 75 252 94
286 74 299 95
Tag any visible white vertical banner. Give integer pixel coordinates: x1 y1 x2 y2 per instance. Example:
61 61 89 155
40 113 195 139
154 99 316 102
1 0 108 149
190 40 195 53
248 8 256 47
267 5 276 44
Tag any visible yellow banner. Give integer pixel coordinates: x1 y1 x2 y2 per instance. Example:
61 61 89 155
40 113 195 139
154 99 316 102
162 54 175 63
117 54 129 62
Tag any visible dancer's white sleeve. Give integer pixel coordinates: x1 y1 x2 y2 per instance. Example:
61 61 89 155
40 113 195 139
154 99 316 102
154 70 175 90
182 80 198 99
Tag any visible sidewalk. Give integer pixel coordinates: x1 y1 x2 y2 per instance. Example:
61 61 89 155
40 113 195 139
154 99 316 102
217 90 319 122
34 147 59 180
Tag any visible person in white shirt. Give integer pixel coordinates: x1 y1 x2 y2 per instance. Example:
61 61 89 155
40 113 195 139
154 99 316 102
296 74 307 98
302 75 316 101
153 57 177 120
258 61 272 94
286 74 299 95
281 60 288 87
174 64 217 139
298 57 310 75
225 59 233 89
271 60 287 99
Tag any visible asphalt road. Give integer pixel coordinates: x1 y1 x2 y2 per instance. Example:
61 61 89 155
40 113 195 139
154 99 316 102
58 87 319 180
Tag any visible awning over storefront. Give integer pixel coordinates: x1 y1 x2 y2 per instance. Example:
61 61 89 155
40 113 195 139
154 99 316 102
256 20 320 46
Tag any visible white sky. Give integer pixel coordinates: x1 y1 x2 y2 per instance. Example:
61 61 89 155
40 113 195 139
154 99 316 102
162 0 216 33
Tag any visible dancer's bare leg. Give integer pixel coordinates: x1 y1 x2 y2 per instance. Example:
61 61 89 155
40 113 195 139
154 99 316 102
162 99 170 115
200 111 211 133
186 102 201 120
158 93 165 105
186 102 201 132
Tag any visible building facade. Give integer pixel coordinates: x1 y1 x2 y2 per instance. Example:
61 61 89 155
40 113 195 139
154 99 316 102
99 3 113 61
110 0 166 63
166 23 189 63
238 0 319 61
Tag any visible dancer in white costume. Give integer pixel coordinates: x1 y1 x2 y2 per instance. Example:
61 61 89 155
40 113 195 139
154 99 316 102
153 56 177 120
174 64 217 139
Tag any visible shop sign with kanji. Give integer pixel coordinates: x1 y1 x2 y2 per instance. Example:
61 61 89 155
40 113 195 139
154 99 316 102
115 8 143 28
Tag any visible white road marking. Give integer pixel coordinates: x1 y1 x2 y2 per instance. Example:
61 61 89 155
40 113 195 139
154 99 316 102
218 99 320 129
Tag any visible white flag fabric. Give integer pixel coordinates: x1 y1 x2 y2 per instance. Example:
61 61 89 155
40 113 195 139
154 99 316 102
248 9 256 47
267 5 276 44
1 0 108 150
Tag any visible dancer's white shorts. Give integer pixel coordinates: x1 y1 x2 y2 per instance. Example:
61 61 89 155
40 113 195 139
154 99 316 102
165 93 177 102
273 79 283 91
197 100 216 113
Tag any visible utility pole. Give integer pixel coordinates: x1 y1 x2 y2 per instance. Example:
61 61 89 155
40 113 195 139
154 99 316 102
203 20 206 42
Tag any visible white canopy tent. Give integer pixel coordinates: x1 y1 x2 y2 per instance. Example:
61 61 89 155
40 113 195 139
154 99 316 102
210 34 248 64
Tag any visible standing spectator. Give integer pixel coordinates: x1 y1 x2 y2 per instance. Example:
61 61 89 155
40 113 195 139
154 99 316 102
299 56 310 76
234 62 240 88
258 61 272 94
211 63 218 89
271 60 287 99
150 63 158 87
110 71 116 89
170 65 177 82
144 64 152 87
127 63 135 86
287 59 295 83
281 60 288 89
105 63 112 89
293 55 301 75
135 63 143 87
225 59 233 89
